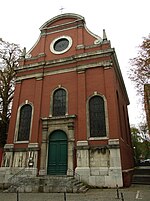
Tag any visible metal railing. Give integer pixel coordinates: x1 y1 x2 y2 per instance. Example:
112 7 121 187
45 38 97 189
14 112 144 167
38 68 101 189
8 167 37 189
8 168 26 185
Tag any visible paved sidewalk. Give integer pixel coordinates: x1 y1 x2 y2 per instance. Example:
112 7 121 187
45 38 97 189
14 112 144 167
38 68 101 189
0 184 149 201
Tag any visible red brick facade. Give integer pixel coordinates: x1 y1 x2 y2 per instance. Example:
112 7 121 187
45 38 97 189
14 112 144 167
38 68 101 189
1 13 134 187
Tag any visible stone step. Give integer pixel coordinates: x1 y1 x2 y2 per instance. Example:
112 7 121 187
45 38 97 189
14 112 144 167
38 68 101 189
134 167 150 175
5 176 89 193
132 175 150 185
132 166 150 185
78 185 89 193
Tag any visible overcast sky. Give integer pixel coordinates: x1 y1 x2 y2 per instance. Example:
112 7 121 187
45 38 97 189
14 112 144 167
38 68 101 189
0 0 149 126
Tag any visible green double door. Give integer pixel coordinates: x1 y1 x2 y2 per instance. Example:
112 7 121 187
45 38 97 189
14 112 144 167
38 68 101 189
47 130 68 175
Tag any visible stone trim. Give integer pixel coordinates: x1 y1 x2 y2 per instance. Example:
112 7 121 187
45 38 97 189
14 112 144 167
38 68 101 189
18 48 113 71
3 144 14 152
14 102 34 143
50 35 72 54
49 86 69 117
86 93 109 139
40 115 76 175
84 24 102 42
40 25 83 36
40 13 85 31
16 60 112 82
3 146 40 152
76 141 89 150
122 168 134 173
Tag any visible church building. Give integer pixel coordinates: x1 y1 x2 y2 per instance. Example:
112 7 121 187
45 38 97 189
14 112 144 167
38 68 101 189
1 13 134 187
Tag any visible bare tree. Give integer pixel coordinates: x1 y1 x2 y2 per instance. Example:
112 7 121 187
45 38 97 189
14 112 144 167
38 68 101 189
0 39 21 147
128 34 150 96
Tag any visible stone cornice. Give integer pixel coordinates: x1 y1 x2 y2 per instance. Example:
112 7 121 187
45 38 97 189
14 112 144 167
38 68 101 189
17 48 113 72
16 60 113 82
41 114 76 122
111 51 130 104
40 13 85 31
16 61 45 71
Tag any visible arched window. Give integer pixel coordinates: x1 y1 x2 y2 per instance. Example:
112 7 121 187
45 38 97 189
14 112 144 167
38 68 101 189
17 104 32 141
89 96 106 137
53 89 66 116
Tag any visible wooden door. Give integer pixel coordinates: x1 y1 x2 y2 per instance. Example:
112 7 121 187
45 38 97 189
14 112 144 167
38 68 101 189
47 130 68 175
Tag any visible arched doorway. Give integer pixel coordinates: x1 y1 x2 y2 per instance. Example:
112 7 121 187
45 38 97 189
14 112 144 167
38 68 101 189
47 130 68 175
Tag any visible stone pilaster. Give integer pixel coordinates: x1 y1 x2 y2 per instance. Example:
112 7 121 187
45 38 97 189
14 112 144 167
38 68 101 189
75 141 90 183
67 122 75 175
39 118 48 175
2 144 14 167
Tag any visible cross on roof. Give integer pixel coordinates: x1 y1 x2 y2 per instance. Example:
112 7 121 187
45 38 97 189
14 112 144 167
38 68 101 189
59 6 64 14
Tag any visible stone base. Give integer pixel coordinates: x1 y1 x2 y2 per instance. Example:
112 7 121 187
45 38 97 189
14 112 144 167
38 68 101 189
122 169 134 187
75 139 124 188
75 166 123 187
0 167 37 185
39 169 46 176
2 176 89 193
75 167 90 184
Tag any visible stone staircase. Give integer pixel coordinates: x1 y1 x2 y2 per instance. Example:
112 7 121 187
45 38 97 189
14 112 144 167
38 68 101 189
5 175 89 193
132 166 150 185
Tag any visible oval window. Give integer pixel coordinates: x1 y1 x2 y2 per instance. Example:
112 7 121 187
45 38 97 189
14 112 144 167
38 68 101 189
50 36 72 54
54 38 69 52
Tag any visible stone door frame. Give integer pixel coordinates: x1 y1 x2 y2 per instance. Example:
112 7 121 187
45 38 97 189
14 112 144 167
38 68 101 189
39 115 76 176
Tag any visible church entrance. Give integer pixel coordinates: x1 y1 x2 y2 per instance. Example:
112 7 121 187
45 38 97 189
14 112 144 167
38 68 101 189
47 130 68 175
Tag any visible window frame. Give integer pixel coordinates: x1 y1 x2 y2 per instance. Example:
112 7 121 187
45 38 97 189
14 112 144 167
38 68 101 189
50 36 72 55
87 93 109 140
14 102 33 143
50 87 68 117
